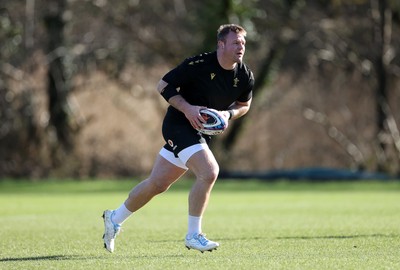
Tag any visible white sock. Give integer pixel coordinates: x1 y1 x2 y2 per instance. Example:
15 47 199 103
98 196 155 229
111 203 133 225
187 215 202 236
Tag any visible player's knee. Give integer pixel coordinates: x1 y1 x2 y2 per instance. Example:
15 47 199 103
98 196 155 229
140 178 171 195
200 164 219 184
151 180 171 194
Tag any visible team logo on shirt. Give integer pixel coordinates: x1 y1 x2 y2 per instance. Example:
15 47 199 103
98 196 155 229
210 73 216 80
233 78 239 87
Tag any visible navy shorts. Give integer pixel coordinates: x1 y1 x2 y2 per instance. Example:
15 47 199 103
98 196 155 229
162 120 210 157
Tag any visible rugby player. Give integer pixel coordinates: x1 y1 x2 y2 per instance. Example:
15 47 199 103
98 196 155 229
103 24 254 253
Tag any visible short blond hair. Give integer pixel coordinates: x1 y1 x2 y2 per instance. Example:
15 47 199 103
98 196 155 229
217 24 247 41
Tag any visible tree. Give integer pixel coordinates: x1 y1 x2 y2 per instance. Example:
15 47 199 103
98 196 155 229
297 0 400 174
1 0 400 177
371 0 400 173
44 0 74 151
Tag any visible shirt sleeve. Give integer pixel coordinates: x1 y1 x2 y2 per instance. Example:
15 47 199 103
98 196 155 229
237 70 254 102
162 58 193 88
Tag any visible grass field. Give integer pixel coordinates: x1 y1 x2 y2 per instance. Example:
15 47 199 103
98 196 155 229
0 179 399 270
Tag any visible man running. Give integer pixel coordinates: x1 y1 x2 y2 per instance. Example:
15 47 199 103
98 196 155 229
103 23 254 253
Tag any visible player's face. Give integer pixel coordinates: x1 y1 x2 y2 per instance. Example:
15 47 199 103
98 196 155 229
222 31 246 63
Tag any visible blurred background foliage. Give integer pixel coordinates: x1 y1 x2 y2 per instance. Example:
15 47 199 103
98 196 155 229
0 0 399 179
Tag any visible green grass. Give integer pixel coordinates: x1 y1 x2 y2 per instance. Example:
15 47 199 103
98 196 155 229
0 179 399 269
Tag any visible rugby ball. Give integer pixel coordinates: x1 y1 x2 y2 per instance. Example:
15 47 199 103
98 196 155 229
197 108 227 135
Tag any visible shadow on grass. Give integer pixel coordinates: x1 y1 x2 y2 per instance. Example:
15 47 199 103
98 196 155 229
0 255 85 262
276 233 397 240
149 236 268 243
132 233 398 245
149 234 398 243
0 254 188 262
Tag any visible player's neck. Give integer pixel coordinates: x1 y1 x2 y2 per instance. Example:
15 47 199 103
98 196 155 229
217 51 237 70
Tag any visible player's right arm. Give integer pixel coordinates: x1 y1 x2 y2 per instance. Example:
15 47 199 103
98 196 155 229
157 79 205 130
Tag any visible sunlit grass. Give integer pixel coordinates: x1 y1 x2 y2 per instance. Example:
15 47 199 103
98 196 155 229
0 179 399 269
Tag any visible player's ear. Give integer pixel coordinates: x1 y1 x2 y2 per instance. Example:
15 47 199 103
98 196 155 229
218 40 225 49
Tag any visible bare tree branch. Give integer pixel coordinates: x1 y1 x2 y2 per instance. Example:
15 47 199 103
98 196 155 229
303 108 365 169
382 101 400 161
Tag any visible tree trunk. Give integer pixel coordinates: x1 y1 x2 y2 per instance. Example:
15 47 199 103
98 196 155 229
372 0 389 172
44 0 72 150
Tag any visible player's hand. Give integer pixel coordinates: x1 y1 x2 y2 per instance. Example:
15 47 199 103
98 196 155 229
183 105 207 130
220 110 231 124
167 95 206 130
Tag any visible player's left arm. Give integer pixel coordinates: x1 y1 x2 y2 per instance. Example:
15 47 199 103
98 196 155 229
221 68 254 121
220 98 252 121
